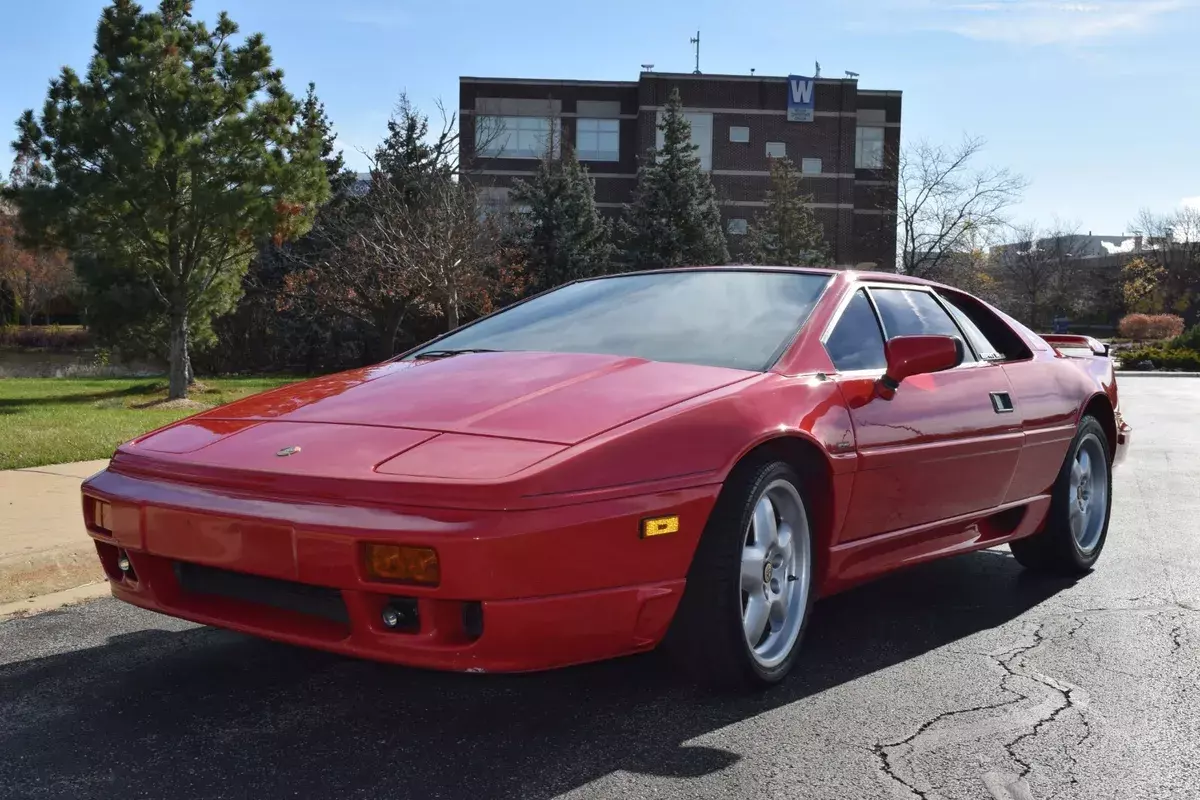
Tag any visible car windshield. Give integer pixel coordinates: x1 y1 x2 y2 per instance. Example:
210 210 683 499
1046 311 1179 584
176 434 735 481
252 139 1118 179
407 270 831 371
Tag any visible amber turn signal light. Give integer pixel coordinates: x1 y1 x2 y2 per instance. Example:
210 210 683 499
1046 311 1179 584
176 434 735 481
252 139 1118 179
88 497 113 534
364 544 440 585
641 515 679 538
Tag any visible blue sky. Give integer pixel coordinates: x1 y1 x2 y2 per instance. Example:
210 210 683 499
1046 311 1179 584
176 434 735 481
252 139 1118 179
2 0 1197 235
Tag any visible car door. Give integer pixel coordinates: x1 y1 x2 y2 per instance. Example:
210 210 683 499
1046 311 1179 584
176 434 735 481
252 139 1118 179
935 289 1079 503
822 284 1024 542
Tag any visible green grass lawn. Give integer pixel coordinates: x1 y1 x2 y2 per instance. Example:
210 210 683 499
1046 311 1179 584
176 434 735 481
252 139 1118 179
0 376 300 470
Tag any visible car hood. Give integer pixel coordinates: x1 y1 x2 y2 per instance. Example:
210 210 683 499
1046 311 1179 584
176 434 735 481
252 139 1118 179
189 351 757 446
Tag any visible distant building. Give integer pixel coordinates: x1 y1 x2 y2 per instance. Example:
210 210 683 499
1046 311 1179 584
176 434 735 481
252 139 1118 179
992 234 1147 263
990 233 1142 333
458 71 902 268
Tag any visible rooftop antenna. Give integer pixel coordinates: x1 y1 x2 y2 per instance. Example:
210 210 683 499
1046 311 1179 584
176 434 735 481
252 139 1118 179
641 63 654 72
815 60 821 78
690 31 701 74
750 67 756 76
845 70 860 79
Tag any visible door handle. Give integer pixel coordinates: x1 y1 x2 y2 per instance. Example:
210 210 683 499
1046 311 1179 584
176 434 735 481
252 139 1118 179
990 392 1015 414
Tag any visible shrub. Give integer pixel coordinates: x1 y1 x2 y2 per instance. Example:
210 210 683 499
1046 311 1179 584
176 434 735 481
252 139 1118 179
0 325 92 351
1118 346 1200 372
1147 314 1185 340
1118 313 1184 341
1118 314 1151 340
1171 323 1200 351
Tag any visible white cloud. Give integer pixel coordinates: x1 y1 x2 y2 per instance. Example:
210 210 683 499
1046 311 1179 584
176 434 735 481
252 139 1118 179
883 0 1193 45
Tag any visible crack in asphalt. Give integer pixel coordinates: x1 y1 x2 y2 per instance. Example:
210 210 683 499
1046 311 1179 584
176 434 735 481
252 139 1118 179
873 697 1024 799
874 619 1094 799
1061 717 1094 790
872 599 1199 798
995 622 1084 781
1170 624 1185 653
1145 610 1190 656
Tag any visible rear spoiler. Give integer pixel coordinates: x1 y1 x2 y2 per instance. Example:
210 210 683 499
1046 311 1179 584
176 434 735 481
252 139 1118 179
1041 334 1110 356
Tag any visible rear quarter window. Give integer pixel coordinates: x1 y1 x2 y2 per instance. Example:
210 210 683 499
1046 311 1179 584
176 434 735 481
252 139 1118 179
937 290 1034 361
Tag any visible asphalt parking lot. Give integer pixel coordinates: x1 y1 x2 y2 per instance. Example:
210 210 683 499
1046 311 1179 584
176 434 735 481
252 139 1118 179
1 376 1197 800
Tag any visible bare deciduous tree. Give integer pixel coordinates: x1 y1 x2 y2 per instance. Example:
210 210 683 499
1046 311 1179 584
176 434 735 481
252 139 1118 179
0 212 75 326
991 221 1090 329
1125 206 1200 322
896 136 1027 280
286 96 509 359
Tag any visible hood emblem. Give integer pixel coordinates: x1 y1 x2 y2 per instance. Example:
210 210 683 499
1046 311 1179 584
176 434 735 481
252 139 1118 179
276 445 302 457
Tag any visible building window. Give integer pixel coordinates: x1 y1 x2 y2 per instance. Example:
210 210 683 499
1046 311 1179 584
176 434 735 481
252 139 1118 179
801 158 822 175
476 116 559 159
729 126 750 143
476 186 513 220
855 126 885 169
765 141 786 159
576 118 620 161
657 111 713 171
727 218 748 235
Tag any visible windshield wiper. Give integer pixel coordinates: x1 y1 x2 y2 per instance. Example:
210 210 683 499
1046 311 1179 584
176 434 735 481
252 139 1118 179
410 348 501 360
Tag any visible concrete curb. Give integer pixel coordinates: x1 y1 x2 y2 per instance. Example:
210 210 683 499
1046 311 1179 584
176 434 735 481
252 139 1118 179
1 459 109 606
0 581 111 621
0 543 105 605
1115 372 1200 378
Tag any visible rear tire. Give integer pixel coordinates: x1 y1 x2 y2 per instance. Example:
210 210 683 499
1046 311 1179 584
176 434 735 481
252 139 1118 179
665 460 815 691
1010 415 1112 575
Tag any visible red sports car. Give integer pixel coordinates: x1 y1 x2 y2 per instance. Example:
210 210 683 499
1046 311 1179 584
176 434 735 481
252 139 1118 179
81 267 1130 688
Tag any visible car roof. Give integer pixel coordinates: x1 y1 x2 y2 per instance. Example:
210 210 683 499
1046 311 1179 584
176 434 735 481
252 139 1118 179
614 264 941 288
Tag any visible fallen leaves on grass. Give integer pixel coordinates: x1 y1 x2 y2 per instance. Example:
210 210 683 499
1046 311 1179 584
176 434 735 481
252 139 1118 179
130 398 212 411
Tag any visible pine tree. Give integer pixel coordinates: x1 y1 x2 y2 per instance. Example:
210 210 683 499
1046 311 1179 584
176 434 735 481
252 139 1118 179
299 82 355 195
509 146 616 293
744 157 830 266
4 1 328 398
619 89 728 268
374 94 454 199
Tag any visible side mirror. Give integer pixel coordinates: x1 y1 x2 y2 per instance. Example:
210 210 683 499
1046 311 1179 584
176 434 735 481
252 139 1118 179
876 335 964 400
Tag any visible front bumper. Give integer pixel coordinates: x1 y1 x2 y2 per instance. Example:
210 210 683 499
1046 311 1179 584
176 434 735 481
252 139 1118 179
82 468 717 672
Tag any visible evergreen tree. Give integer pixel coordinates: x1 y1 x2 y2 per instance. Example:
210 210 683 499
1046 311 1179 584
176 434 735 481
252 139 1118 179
374 94 454 198
619 89 728 268
509 146 616 293
293 97 502 352
299 82 355 195
744 157 830 266
4 0 328 398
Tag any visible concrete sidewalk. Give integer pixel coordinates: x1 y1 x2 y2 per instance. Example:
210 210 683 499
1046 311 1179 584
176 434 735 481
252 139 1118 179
0 460 109 606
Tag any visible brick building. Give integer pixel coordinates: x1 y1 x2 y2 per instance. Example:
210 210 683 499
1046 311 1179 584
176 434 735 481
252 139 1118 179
459 71 901 267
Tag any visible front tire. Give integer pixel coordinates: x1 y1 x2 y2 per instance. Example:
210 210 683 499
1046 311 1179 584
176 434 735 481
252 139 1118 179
666 460 815 690
1010 414 1112 575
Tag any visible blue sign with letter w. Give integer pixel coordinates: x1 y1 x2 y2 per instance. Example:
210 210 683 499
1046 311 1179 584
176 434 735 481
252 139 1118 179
787 75 815 123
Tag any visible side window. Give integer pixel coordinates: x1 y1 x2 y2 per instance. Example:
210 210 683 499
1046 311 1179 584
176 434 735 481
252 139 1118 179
870 288 975 362
938 290 1034 362
825 290 887 372
938 293 1003 361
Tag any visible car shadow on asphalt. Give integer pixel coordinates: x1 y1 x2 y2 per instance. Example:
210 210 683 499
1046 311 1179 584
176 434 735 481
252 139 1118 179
0 549 1077 800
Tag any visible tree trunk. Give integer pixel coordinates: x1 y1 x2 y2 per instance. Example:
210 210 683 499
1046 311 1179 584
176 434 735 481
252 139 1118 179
446 285 459 331
374 305 406 362
22 275 33 327
168 306 190 400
